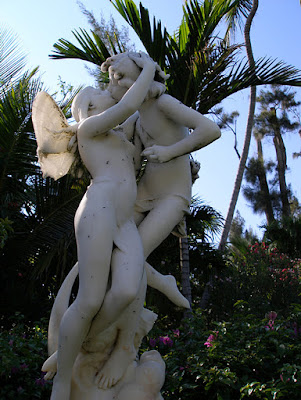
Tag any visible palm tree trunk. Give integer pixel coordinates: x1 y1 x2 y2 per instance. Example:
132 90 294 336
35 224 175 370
179 218 192 318
271 108 291 217
219 0 259 252
256 137 275 224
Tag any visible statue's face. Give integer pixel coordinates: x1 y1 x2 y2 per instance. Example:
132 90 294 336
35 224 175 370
102 53 143 101
87 91 116 117
107 53 141 83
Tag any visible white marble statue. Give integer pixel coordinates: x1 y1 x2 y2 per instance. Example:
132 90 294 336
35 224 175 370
33 53 164 400
87 52 221 333
32 51 221 400
86 52 221 345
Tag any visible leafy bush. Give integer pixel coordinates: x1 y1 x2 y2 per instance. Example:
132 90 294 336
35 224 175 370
208 242 301 319
0 314 51 399
142 304 301 399
0 217 13 249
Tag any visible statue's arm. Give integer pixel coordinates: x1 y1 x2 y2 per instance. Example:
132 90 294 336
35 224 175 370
133 129 143 175
142 95 221 163
78 55 156 139
120 111 139 141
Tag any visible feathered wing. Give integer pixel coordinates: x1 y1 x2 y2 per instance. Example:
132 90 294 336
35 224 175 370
32 91 75 180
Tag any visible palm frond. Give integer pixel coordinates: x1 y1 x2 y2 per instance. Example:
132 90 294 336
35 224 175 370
20 174 87 282
0 69 42 175
187 198 224 242
50 28 112 65
214 0 252 44
196 57 301 113
0 27 26 88
57 85 83 118
110 0 169 68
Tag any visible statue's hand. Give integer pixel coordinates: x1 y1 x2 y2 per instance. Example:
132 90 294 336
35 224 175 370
67 134 78 152
129 52 156 71
141 145 173 163
129 52 170 81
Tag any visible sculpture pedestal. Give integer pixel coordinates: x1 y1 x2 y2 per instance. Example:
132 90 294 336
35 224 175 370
71 350 165 400
43 265 165 399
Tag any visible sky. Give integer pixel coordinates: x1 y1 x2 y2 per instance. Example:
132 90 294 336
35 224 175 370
2 0 301 241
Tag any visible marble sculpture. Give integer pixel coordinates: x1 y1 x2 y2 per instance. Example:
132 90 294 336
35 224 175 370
32 51 221 400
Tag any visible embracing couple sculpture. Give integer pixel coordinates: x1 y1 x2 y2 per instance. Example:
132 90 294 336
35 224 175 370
32 52 221 400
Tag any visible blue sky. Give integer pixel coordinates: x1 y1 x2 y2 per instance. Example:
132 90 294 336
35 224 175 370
2 0 301 240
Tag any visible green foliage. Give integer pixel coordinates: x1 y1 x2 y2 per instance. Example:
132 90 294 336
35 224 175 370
209 242 301 319
51 0 301 113
141 305 301 399
0 28 26 88
265 216 301 258
0 314 51 399
0 27 86 321
243 85 301 222
0 217 13 248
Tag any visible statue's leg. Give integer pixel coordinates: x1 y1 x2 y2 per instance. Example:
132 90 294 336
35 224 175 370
137 196 187 258
145 262 190 308
85 220 144 342
95 272 147 390
135 196 190 308
50 202 115 400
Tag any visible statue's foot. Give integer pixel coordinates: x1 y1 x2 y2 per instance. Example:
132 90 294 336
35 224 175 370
42 351 58 380
95 345 135 390
161 275 190 309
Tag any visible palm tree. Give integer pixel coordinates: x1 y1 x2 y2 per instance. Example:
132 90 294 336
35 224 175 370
50 0 301 113
218 0 258 251
0 28 26 89
253 132 275 224
254 85 300 217
243 155 278 223
0 28 85 319
47 0 301 309
0 28 42 317
0 28 42 227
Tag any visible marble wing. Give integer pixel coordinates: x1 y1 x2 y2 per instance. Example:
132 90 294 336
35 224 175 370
32 91 75 180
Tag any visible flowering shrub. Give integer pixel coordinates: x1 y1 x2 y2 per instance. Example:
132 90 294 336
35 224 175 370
204 331 219 348
209 242 301 319
142 304 301 399
0 314 51 399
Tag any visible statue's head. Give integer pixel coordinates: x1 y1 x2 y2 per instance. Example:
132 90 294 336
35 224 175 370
101 52 169 101
71 86 116 122
101 52 141 86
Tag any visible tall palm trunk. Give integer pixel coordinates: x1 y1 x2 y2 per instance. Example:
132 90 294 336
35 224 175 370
219 0 259 252
179 219 192 318
270 108 291 217
256 137 275 224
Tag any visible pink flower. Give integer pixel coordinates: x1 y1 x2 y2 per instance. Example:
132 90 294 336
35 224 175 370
204 331 219 347
162 336 173 347
149 338 157 347
173 329 180 337
8 339 13 346
265 320 274 331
